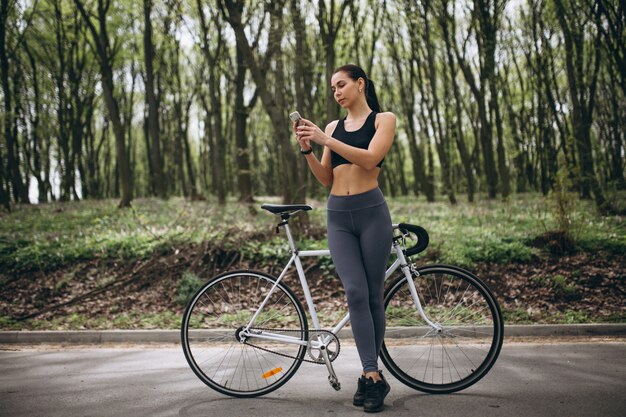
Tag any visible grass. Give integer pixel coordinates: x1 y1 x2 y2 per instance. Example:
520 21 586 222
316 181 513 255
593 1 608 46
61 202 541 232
1 192 624 329
389 192 625 266
1 307 621 331
1 192 623 274
0 196 283 273
0 311 182 330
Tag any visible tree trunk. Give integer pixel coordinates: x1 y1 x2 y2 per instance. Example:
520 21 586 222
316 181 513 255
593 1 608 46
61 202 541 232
439 1 475 202
197 2 227 204
68 15 92 201
234 42 255 203
1 0 28 205
143 0 165 198
491 74 510 198
291 0 315 200
423 0 456 204
210 64 227 205
181 97 200 199
413 39 436 202
53 0 72 201
23 40 47 202
604 69 624 188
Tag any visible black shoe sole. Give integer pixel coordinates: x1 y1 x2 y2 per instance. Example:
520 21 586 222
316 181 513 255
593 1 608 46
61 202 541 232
364 405 384 413
353 398 364 407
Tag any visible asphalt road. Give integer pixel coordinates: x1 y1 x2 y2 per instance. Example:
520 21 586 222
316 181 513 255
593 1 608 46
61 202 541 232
0 340 624 417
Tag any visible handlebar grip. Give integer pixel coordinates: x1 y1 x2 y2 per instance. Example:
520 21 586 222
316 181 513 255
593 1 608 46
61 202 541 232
398 223 429 257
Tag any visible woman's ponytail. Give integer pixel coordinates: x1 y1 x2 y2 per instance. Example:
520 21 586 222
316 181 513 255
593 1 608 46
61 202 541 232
365 80 381 113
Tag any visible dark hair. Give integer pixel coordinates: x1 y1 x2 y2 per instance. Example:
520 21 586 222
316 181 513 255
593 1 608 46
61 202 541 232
333 64 381 113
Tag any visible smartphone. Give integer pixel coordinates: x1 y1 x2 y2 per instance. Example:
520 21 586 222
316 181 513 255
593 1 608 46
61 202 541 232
289 111 303 126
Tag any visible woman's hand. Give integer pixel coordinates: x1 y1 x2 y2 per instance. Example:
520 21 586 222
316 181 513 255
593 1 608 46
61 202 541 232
293 121 311 150
296 119 330 146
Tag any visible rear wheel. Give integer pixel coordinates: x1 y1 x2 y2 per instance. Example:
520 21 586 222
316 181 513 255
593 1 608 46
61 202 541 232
181 270 308 397
381 264 503 394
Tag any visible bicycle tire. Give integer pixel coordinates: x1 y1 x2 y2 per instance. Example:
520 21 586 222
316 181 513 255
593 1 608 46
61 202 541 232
381 264 503 394
181 270 308 397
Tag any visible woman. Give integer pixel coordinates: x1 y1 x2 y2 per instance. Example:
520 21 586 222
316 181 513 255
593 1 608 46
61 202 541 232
294 64 396 413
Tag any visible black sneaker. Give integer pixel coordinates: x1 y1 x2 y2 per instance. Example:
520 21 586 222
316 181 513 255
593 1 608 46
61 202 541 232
353 375 367 406
363 372 391 413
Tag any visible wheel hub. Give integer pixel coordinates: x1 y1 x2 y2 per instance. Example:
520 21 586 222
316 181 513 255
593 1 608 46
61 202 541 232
235 326 247 343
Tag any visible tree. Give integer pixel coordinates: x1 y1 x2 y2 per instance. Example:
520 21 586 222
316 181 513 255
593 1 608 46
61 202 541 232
454 0 507 199
219 0 305 204
438 0 476 201
197 2 227 204
143 0 165 198
422 0 457 204
318 0 353 125
595 0 626 96
74 0 133 207
1 0 30 205
554 0 605 207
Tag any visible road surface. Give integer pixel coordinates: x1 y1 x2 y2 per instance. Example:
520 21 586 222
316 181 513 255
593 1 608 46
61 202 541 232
0 339 624 417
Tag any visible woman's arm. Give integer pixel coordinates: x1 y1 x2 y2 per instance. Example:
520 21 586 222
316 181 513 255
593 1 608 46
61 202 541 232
298 113 396 170
300 121 336 187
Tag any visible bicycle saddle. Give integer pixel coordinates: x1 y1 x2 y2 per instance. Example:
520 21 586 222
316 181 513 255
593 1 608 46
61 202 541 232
261 204 313 214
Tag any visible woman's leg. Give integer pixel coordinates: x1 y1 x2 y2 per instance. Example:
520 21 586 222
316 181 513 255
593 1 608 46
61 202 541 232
354 202 393 359
327 210 380 373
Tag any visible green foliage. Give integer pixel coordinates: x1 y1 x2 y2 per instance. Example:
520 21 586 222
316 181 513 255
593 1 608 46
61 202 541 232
553 310 591 324
21 311 182 330
501 308 602 324
502 308 534 324
0 197 274 272
176 271 204 307
549 274 578 298
0 315 18 330
392 194 546 266
548 164 579 237
0 193 623 275
444 236 534 267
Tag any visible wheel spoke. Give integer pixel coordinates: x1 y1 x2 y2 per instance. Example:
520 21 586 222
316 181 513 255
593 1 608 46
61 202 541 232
382 266 502 394
181 271 307 397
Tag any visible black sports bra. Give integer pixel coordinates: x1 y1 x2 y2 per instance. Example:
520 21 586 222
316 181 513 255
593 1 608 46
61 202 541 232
330 112 384 169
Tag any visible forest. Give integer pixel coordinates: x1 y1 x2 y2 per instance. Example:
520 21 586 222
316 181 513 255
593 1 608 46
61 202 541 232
2 0 626 330
0 0 624 210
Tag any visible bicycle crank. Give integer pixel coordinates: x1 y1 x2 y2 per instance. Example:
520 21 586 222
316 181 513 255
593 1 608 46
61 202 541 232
307 330 340 363
320 344 341 391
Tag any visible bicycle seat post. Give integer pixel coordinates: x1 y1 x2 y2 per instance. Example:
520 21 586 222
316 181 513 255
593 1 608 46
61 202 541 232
278 214 299 254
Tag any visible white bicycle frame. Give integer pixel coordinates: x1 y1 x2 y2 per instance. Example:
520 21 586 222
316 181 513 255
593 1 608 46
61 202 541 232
239 218 440 348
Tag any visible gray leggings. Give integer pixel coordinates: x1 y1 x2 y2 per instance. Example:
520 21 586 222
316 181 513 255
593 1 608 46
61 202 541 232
326 187 393 372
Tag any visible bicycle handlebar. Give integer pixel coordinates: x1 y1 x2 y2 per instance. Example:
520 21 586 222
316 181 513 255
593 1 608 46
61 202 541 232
396 223 429 257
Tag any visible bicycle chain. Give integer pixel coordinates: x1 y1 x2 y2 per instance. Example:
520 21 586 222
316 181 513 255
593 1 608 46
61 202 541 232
243 327 341 365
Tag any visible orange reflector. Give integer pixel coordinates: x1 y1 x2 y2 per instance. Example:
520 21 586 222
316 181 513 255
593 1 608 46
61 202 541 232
262 367 283 379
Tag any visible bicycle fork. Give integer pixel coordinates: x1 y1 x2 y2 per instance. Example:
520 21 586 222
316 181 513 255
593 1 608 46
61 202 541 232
393 244 443 333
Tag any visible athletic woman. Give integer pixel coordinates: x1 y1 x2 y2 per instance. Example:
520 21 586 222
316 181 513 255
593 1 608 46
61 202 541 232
294 64 396 413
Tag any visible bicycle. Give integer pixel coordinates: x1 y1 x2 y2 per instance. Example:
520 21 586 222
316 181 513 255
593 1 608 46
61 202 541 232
181 203 504 398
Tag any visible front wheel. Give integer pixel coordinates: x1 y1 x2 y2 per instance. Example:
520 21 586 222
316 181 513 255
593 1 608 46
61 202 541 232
381 264 503 394
181 270 308 397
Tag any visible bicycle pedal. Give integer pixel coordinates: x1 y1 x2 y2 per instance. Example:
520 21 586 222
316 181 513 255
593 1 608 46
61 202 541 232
328 376 341 391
